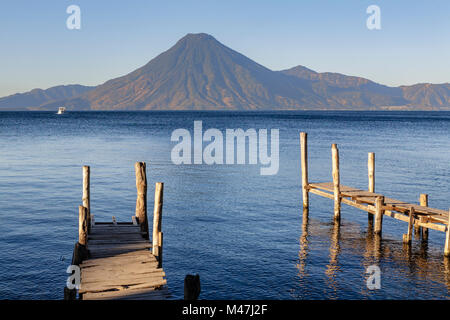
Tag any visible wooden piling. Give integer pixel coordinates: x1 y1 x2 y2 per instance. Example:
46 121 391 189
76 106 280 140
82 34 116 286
374 196 384 235
445 210 450 257
157 232 163 268
368 153 375 223
300 132 309 211
152 182 164 258
82 166 90 232
135 162 148 237
403 207 415 244
184 274 201 300
331 144 341 222
420 194 429 240
78 205 88 246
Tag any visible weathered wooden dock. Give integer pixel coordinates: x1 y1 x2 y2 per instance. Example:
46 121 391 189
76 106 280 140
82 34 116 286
300 132 450 257
65 162 170 300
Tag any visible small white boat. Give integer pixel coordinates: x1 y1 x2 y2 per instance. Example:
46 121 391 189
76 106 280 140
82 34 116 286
57 107 66 115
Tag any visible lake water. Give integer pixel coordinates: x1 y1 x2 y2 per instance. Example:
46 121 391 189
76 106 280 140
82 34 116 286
0 111 449 300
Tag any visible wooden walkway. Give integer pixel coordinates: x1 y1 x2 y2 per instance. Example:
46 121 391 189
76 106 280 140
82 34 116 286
65 162 170 300
78 222 169 300
299 132 450 257
308 182 449 231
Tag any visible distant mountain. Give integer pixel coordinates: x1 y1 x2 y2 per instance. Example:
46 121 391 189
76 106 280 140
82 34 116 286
400 83 450 109
280 65 450 110
1 33 448 111
0 85 94 110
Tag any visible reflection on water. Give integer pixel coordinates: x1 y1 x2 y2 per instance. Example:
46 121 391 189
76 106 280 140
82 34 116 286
297 210 450 299
325 222 340 299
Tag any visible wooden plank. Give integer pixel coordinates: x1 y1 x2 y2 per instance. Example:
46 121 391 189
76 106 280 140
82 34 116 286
91 224 142 228
89 251 151 259
88 237 146 243
88 239 149 245
82 271 165 283
90 226 142 233
81 269 165 281
82 267 165 279
80 255 155 267
88 242 151 251
82 287 171 300
88 233 146 240
94 222 134 225
82 262 161 274
79 278 166 294
81 257 158 268
309 182 361 193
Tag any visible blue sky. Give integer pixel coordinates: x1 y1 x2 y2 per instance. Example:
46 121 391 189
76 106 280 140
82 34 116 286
0 0 449 97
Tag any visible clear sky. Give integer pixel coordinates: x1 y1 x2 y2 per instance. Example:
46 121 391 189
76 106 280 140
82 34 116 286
0 0 449 97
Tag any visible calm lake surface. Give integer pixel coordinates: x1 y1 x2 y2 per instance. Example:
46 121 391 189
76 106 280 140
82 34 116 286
0 111 450 300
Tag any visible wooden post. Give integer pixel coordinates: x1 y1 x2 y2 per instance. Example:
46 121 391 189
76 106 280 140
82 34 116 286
135 162 148 237
374 196 384 235
332 144 341 222
64 241 88 300
184 274 201 300
445 209 450 257
78 205 88 246
300 132 309 211
403 207 414 244
157 232 163 268
420 194 429 240
368 153 375 223
152 182 164 257
82 166 90 232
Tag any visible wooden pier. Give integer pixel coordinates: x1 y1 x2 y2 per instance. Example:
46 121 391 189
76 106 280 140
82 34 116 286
65 162 170 300
300 132 450 257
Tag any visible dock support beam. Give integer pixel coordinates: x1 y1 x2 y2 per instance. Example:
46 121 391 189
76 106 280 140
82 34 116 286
300 132 309 211
403 207 415 244
368 153 375 223
420 194 429 240
332 144 341 222
82 166 91 232
157 231 163 268
135 162 148 237
445 209 450 257
153 182 164 264
374 196 384 235
79 205 88 246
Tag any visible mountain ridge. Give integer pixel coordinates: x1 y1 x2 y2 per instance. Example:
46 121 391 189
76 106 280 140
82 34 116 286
1 33 449 111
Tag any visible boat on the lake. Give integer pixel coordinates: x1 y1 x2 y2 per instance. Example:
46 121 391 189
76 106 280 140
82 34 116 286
57 107 66 115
